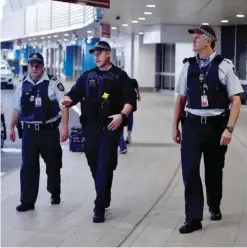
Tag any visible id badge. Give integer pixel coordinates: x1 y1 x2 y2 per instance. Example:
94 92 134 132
201 95 209 107
35 97 42 107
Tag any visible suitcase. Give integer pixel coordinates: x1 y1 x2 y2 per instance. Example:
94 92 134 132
69 126 85 152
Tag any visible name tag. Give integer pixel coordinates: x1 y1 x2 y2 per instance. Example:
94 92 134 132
35 97 42 107
201 95 209 107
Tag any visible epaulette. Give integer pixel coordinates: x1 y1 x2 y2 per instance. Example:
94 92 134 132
20 75 27 82
48 74 57 80
213 54 224 63
183 56 197 64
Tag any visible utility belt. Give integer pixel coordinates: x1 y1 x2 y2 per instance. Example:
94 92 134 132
23 119 60 131
184 110 229 125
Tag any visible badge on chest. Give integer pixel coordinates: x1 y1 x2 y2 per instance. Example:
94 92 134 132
35 97 42 107
201 95 209 107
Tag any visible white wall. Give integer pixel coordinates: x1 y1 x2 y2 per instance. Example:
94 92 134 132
133 34 140 82
110 34 155 88
161 24 221 54
175 43 195 97
137 35 156 88
143 24 221 53
110 24 222 90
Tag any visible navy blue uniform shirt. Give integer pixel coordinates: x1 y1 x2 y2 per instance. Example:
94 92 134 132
66 65 136 114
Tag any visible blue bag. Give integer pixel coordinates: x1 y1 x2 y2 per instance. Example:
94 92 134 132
69 126 85 152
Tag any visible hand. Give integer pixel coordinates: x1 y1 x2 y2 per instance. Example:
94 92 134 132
220 129 232 146
173 127 181 144
107 114 123 131
59 96 73 109
60 126 69 142
137 95 141 101
9 127 16 142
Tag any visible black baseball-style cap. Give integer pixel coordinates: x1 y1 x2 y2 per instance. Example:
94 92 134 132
28 53 44 64
188 25 217 41
89 41 111 54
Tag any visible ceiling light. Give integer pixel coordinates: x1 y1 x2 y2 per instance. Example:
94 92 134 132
144 12 152 15
64 33 69 36
53 35 58 37
111 27 117 29
221 20 229 23
87 30 92 33
64 38 68 41
28 38 32 41
132 20 138 23
33 38 36 40
236 14 245 18
47 36 51 38
146 4 155 7
47 40 51 43
139 32 144 35
122 24 128 26
138 17 146 20
202 23 209 25
41 37 44 39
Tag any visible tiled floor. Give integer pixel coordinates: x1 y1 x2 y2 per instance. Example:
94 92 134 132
1 92 247 247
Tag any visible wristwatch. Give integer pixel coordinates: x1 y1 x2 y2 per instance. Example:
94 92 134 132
226 126 234 133
120 113 127 120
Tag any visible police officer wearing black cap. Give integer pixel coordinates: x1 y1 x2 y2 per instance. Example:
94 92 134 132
10 53 69 212
60 41 136 223
172 25 243 233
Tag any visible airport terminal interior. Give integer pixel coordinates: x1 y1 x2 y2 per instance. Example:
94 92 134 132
1 0 247 247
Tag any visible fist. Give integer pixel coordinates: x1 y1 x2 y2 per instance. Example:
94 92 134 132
59 96 73 109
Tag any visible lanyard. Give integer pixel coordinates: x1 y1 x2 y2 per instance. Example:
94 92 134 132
198 57 215 95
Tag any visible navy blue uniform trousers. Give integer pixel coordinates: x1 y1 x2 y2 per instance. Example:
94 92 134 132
83 122 121 208
181 116 227 222
21 124 62 204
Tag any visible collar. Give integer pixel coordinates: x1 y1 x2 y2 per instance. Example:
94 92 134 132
26 72 49 85
196 51 216 67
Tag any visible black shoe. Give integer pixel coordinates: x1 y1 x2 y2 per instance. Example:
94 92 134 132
51 195 61 205
16 203 35 212
179 221 202 234
210 207 222 221
93 207 105 223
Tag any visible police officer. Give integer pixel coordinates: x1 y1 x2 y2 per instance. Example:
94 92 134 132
9 53 69 212
172 25 243 233
60 41 136 223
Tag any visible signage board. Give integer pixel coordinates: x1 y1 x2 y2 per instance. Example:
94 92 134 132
53 0 110 8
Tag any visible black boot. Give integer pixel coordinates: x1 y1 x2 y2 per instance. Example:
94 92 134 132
179 221 202 234
16 203 35 212
51 195 61 205
209 206 222 221
93 206 105 223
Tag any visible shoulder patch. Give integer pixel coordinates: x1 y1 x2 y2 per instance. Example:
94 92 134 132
57 83 65 91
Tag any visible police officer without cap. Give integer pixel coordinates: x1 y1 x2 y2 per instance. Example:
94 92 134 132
172 25 243 233
60 41 136 223
10 53 69 212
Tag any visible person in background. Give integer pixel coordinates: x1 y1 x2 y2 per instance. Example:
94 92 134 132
119 78 141 154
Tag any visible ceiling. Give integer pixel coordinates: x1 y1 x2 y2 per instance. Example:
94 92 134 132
102 0 247 35
3 0 247 44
